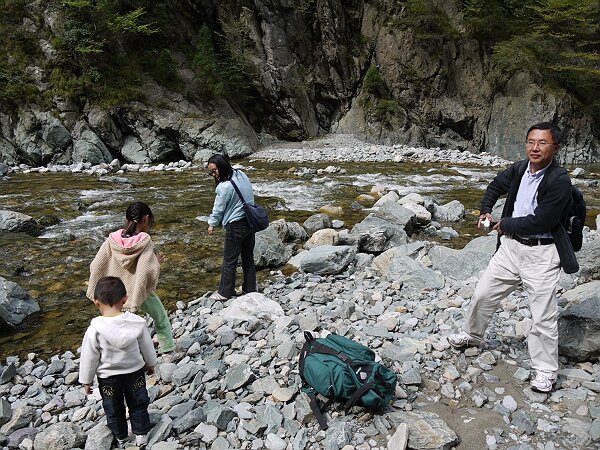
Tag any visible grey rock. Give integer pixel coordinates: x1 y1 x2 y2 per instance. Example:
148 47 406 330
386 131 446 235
292 428 308 450
206 405 236 431
428 243 493 281
43 121 71 150
292 245 356 275
351 215 409 252
374 253 444 290
171 364 200 386
387 410 459 450
121 135 150 164
303 214 333 234
0 399 11 427
172 407 206 434
511 410 536 435
254 226 294 268
373 201 417 236
401 367 422 386
558 295 600 361
432 200 465 222
0 405 33 435
261 404 283 434
72 126 112 165
7 427 39 449
167 400 196 419
225 363 254 391
265 433 286 450
32 422 86 450
147 414 173 449
0 363 17 384
0 211 43 237
83 422 113 450
323 419 351 450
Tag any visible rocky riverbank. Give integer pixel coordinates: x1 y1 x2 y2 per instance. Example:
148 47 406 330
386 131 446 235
2 138 600 450
3 219 600 449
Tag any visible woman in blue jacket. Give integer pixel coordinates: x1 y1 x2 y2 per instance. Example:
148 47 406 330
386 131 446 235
206 154 257 300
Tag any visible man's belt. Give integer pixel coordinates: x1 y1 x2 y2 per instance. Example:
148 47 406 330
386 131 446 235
509 235 554 246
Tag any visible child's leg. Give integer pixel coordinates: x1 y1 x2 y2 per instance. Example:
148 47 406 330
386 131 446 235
98 375 129 441
123 368 152 436
139 292 175 353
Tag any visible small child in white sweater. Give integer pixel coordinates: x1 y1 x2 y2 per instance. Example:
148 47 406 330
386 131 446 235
79 276 157 449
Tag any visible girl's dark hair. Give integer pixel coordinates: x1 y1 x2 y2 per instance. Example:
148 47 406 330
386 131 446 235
123 201 154 237
94 276 127 306
207 154 233 185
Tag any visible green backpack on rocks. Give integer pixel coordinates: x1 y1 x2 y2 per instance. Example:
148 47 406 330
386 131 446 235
298 332 397 430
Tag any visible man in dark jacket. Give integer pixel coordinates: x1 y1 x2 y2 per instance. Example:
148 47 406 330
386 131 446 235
448 122 578 393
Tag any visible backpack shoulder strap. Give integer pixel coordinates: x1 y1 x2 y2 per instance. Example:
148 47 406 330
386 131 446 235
229 178 247 205
307 391 330 430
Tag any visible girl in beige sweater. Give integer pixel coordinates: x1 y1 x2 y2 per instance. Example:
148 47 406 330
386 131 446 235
87 202 175 354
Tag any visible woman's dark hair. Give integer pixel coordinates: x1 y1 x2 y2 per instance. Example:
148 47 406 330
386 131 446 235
527 122 562 145
94 276 127 306
123 201 154 237
207 154 233 185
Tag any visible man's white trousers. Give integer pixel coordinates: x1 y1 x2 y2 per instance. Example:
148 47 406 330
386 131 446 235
463 235 561 374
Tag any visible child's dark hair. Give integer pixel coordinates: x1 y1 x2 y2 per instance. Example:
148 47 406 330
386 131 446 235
123 201 154 238
94 277 127 306
207 154 234 185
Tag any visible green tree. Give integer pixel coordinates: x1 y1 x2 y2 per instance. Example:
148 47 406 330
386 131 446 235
462 0 600 120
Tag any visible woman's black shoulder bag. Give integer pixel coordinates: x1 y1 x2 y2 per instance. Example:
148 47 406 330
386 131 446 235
229 179 269 232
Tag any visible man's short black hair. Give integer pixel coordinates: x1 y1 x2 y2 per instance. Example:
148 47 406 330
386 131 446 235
94 276 127 306
527 122 562 144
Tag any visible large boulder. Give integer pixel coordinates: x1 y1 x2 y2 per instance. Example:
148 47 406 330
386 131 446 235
429 235 496 281
72 125 113 164
219 292 284 323
33 422 86 450
304 228 339 249
0 277 40 327
350 215 409 253
269 219 308 243
572 235 600 282
373 251 444 290
432 200 465 222
289 245 356 275
253 226 293 268
303 214 333 235
121 135 151 163
373 201 417 236
0 210 43 236
558 294 600 362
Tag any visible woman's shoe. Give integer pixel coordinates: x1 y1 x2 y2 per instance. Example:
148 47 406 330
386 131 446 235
209 291 228 301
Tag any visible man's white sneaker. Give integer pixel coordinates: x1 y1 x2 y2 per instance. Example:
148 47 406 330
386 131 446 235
530 372 556 393
209 291 228 301
135 433 148 448
447 331 481 349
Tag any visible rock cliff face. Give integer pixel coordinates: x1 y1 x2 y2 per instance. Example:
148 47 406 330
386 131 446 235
0 0 598 166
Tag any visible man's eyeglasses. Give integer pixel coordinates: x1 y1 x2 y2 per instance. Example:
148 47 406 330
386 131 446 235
526 140 557 148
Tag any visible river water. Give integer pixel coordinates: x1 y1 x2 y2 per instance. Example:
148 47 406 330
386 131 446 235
1 158 599 360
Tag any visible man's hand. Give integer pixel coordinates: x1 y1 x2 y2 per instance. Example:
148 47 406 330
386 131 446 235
146 366 155 375
84 384 92 395
477 213 493 229
492 219 503 234
207 226 214 235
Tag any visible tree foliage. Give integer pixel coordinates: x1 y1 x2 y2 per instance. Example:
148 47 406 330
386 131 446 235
193 24 256 105
462 0 600 119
